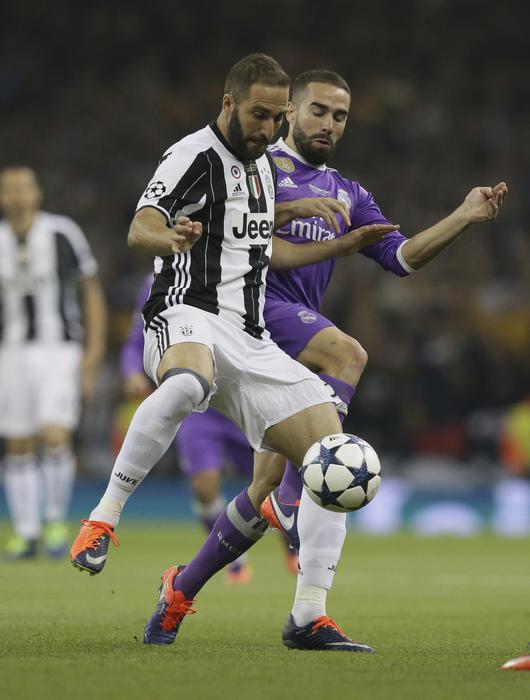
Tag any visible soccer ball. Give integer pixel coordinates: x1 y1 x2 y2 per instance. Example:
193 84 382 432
301 433 381 513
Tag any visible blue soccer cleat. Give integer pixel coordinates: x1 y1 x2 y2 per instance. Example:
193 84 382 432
282 614 374 652
260 488 300 552
143 565 196 645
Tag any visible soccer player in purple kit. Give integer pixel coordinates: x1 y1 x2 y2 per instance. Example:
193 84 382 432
253 69 507 649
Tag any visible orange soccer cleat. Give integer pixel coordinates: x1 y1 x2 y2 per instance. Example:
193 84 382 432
143 565 196 644
70 519 120 575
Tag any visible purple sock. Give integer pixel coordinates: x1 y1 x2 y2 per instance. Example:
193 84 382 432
174 489 267 598
277 374 355 505
319 373 356 411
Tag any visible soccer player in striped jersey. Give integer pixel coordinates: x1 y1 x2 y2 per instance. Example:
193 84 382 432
71 53 395 651
0 167 107 559
120 273 297 581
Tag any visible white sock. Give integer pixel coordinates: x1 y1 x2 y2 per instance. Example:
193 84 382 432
291 488 347 626
90 371 207 526
42 445 76 523
4 454 41 540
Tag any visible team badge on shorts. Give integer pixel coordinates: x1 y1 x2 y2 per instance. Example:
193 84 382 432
273 156 295 173
298 310 317 324
179 325 193 336
144 181 167 199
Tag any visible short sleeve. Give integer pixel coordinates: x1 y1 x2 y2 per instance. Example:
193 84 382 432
60 217 98 277
136 143 208 225
349 182 411 276
350 183 392 229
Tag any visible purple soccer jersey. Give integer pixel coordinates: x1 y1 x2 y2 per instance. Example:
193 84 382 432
265 139 412 313
120 274 252 476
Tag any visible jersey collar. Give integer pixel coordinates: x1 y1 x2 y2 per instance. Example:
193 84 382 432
209 121 245 162
275 138 327 171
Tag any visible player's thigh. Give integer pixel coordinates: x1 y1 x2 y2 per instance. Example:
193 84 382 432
41 425 72 449
143 306 215 385
157 342 214 384
0 346 37 438
264 402 342 468
264 301 335 363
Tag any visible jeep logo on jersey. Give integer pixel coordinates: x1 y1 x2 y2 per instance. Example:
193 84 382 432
231 213 273 243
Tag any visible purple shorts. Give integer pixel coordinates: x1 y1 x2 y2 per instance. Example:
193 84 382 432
264 299 335 359
176 407 253 476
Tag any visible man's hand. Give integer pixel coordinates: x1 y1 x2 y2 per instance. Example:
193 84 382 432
336 223 399 257
459 182 508 224
171 216 203 253
275 197 351 232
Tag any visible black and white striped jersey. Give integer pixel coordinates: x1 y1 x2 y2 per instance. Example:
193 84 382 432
136 122 277 340
0 211 98 343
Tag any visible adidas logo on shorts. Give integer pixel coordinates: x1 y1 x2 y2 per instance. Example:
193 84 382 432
278 176 298 189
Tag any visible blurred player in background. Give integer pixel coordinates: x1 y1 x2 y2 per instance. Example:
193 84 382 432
0 166 106 559
120 274 297 581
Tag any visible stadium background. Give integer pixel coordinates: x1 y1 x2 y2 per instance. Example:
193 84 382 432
1 0 529 533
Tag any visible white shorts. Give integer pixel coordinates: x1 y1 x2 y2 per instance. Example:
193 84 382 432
0 342 82 437
144 305 333 451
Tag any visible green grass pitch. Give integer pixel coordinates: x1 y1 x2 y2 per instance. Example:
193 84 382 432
1 524 529 700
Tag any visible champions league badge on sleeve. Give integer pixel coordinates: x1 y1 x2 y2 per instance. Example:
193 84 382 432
298 310 317 324
144 181 167 199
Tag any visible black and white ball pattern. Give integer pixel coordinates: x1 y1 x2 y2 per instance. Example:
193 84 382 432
144 180 167 199
301 433 381 513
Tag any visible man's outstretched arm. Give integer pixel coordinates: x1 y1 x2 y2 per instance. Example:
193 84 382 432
270 223 399 271
400 182 508 270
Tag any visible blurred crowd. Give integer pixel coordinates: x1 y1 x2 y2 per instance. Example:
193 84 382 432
2 0 528 469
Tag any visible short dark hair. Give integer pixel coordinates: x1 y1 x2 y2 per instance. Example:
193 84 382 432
224 53 290 103
292 70 350 103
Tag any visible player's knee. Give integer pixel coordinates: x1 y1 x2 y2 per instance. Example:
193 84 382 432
6 437 36 456
191 471 220 504
158 370 210 422
322 334 368 384
41 426 71 450
347 336 368 375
